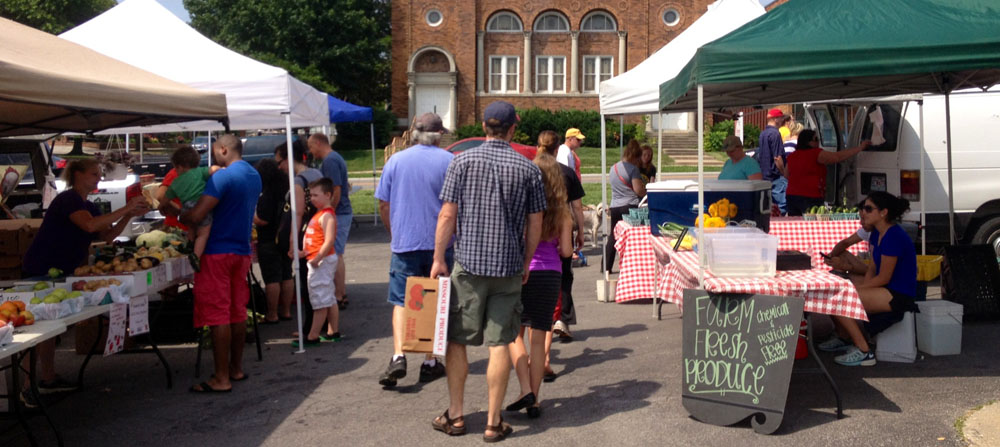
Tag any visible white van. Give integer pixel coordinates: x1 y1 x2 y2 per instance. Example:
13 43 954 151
805 91 1000 256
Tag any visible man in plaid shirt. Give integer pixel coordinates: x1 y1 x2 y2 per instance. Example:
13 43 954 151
429 101 546 441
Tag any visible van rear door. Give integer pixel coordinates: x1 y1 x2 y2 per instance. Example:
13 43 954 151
849 102 906 208
803 103 847 203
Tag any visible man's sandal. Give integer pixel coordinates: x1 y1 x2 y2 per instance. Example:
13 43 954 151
483 416 513 443
432 409 466 436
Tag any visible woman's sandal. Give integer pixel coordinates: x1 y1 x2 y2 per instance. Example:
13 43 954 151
432 409 466 436
483 416 513 443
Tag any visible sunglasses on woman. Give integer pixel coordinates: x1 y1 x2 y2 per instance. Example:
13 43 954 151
861 205 877 213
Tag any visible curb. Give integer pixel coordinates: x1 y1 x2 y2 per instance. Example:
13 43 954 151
962 400 1000 446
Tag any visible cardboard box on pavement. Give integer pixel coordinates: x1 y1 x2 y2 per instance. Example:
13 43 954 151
401 276 451 356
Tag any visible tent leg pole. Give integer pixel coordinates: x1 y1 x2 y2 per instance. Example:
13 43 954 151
601 115 608 282
371 122 377 226
285 114 305 354
620 116 624 158
139 133 143 164
697 85 705 289
945 92 955 245
207 131 212 166
657 112 663 177
919 100 926 255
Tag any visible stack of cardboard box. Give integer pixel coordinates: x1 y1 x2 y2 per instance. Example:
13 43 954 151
0 219 42 280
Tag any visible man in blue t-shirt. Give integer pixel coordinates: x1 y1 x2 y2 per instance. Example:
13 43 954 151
373 112 454 388
758 108 787 214
182 134 262 393
308 133 353 309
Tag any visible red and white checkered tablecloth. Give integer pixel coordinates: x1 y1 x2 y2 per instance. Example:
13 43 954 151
613 221 658 303
770 218 869 271
649 236 867 321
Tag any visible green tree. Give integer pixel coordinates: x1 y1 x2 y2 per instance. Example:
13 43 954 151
0 0 115 34
184 0 390 107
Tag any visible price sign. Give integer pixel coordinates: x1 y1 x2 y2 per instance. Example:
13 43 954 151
104 302 128 356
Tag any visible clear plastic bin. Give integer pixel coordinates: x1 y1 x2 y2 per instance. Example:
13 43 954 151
699 227 777 277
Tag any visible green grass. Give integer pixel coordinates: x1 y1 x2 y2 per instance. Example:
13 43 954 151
576 146 722 174
581 183 612 207
340 148 385 174
349 189 376 215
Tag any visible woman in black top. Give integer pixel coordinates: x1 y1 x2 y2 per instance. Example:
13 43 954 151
254 158 291 323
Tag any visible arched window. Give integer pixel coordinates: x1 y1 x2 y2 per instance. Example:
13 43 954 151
581 11 617 32
534 12 569 32
487 12 523 32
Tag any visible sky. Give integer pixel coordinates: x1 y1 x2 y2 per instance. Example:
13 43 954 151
116 0 190 21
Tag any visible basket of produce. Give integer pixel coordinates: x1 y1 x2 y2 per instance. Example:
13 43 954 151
0 300 35 329
27 289 86 320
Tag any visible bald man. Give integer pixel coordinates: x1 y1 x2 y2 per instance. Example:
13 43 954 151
182 134 262 393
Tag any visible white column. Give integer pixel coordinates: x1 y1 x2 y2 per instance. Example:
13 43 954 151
407 75 416 122
476 31 485 94
449 78 458 130
570 31 580 93
617 31 627 76
523 31 532 93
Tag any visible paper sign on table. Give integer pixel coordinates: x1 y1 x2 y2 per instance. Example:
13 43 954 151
104 302 128 356
129 295 149 335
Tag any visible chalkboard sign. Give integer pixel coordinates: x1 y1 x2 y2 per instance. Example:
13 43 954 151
681 289 804 434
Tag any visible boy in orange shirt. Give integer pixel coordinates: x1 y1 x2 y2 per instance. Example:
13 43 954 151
296 178 340 346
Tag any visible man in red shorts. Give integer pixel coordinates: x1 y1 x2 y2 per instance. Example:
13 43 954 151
181 134 262 393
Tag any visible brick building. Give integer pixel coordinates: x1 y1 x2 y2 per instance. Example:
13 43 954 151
391 1 717 130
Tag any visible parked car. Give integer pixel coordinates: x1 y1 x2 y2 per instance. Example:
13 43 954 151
444 137 537 160
191 136 216 153
200 134 298 167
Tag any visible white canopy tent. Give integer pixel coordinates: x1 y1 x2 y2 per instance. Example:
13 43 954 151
60 0 329 133
61 0 331 351
595 0 765 287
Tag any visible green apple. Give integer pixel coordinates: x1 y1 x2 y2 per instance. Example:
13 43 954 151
43 296 60 304
30 297 42 304
33 281 49 291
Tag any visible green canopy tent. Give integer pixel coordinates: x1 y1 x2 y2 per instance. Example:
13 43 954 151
659 0 1000 255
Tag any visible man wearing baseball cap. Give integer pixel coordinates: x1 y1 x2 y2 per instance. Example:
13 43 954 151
375 112 453 388
429 101 546 441
758 108 788 215
557 128 585 179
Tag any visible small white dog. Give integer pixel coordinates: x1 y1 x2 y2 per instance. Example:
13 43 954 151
581 203 606 247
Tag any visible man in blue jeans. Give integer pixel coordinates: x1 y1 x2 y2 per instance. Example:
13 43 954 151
308 133 353 310
758 108 788 214
374 113 454 387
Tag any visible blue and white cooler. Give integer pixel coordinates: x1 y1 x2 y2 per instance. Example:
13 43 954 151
646 180 772 235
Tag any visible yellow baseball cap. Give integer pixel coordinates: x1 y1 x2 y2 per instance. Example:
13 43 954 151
565 128 586 140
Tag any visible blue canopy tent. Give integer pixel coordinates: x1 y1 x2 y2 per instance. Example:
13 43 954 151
327 95 377 224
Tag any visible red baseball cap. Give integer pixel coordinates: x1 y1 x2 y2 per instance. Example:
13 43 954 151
767 108 786 119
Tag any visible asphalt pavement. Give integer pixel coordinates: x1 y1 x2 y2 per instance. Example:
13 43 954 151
6 223 999 446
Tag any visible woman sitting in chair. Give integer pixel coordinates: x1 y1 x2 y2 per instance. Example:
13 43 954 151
819 191 919 366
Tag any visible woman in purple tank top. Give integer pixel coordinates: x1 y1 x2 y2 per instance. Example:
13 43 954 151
505 151 573 419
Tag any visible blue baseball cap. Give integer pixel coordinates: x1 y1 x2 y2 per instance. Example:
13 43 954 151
483 101 519 126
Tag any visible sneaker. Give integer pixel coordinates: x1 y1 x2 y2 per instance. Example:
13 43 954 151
834 346 877 366
379 356 407 387
419 359 446 383
553 321 573 340
37 377 78 394
817 336 851 353
19 389 39 409
319 332 342 342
